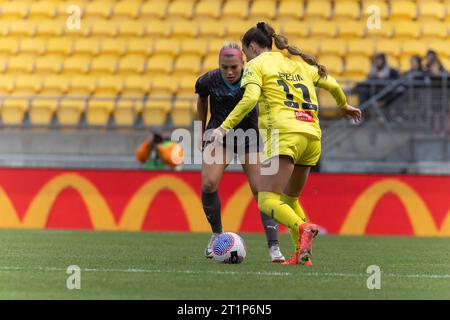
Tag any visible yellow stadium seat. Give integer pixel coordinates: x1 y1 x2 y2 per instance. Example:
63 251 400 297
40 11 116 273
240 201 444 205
344 56 371 80
441 57 450 70
20 39 46 56
178 75 198 97
318 54 343 76
29 99 57 125
399 55 413 73
36 55 64 74
422 22 448 40
114 99 142 126
119 21 146 37
96 76 124 96
171 20 199 38
418 2 446 21
7 55 35 73
289 38 320 56
14 75 42 95
376 40 401 59
141 0 169 19
84 1 113 19
195 0 222 19
334 1 361 20
119 55 147 74
278 0 305 20
226 20 255 39
174 55 202 75
124 76 152 96
202 54 218 72
28 1 58 20
89 21 118 37
37 20 65 37
142 98 170 126
91 56 118 74
113 1 141 19
394 22 421 39
167 0 196 19
73 38 100 56
338 21 366 38
68 76 97 95
47 38 73 56
151 75 178 96
282 21 310 38
146 55 174 74
86 98 114 126
390 1 418 21
347 39 376 57
0 75 15 94
402 41 428 57
223 0 250 20
250 0 278 20
153 39 180 57
42 76 70 95
0 39 19 55
306 1 332 20
9 22 36 37
180 39 208 58
207 39 229 55
318 90 341 119
101 39 127 57
310 21 338 38
1 2 29 19
128 39 153 56
199 20 226 38
58 99 85 126
429 40 450 58
0 55 7 73
172 99 195 127
1 99 28 125
365 20 394 38
319 39 347 57
63 56 91 74
362 1 389 20
146 20 172 37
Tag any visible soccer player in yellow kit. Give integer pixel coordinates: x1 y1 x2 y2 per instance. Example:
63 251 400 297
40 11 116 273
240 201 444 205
211 22 361 265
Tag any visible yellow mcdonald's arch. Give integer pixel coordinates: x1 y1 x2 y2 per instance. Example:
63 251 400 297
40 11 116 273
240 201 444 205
340 179 450 236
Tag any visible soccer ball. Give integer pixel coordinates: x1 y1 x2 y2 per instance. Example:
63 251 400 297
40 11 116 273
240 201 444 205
212 232 246 264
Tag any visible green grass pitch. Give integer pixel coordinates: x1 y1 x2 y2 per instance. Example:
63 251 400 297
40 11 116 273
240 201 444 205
0 229 449 299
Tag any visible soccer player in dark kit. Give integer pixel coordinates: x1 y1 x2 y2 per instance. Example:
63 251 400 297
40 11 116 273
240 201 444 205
196 41 285 263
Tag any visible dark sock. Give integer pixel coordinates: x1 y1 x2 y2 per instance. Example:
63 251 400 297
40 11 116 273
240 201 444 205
202 191 222 234
260 212 279 248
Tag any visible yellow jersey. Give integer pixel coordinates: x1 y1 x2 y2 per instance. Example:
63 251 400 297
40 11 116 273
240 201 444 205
235 51 347 139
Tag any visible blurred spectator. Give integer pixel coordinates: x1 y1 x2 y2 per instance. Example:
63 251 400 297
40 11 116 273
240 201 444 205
427 57 445 77
403 55 425 79
367 53 400 80
425 50 438 71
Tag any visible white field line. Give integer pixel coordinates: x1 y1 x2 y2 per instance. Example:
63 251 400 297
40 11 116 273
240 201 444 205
0 265 449 279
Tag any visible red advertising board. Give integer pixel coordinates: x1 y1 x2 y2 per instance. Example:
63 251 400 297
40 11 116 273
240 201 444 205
0 168 448 236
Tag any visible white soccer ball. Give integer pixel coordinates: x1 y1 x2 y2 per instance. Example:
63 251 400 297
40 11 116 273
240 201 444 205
212 232 246 264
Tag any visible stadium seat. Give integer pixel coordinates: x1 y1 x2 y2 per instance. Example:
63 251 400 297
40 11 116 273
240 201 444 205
101 39 127 57
20 39 47 56
394 22 421 39
90 21 118 37
319 39 347 57
429 40 450 58
171 20 199 39
226 20 255 38
37 20 65 37
74 39 101 56
153 39 181 57
1 2 30 19
41 76 70 95
0 39 19 55
202 54 218 73
127 39 153 56
86 98 114 126
91 56 119 74
0 75 15 94
0 56 7 73
58 99 85 126
123 76 152 96
365 20 394 38
250 0 278 20
142 98 170 126
174 55 202 75
222 0 250 20
172 99 195 127
96 76 124 96
141 0 170 19
9 21 37 37
421 22 448 40
114 99 142 126
167 0 196 19
334 1 361 20
35 55 64 74
306 1 332 20
1 99 28 125
146 55 174 75
180 39 208 58
390 1 418 21
63 56 91 74
29 99 57 125
199 20 227 38
310 21 338 38
278 0 305 20
47 38 73 56
376 40 401 60
118 55 147 74
362 1 389 20
344 56 371 80
28 1 58 20
281 21 310 38
113 1 142 19
338 21 366 38
207 39 230 55
178 75 198 97
399 55 413 72
347 40 375 58
84 1 113 19
418 2 446 21
318 54 344 76
14 75 42 95
119 21 146 37
7 55 35 74
402 41 428 57
195 0 222 19
146 20 172 37
318 90 341 119
151 75 178 96
68 76 97 95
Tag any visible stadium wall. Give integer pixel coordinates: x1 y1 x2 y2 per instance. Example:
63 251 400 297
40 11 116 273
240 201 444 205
0 169 448 236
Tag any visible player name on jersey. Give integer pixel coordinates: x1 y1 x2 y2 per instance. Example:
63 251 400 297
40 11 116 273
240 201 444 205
278 72 303 82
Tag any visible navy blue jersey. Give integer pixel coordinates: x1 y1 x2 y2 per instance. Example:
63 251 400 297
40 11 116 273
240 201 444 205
195 69 258 131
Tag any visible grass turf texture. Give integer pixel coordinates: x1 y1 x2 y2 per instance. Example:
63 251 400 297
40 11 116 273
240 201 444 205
0 229 449 299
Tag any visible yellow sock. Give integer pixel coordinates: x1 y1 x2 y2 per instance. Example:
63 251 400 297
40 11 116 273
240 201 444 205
281 194 307 251
258 192 304 251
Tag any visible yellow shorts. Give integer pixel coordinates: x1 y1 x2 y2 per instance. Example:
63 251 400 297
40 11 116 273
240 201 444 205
262 132 321 166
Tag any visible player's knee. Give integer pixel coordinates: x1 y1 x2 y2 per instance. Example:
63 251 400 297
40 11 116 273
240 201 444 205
202 178 219 193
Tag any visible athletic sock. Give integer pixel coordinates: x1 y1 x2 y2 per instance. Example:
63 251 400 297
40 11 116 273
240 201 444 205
202 191 222 234
259 212 279 248
281 194 307 251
